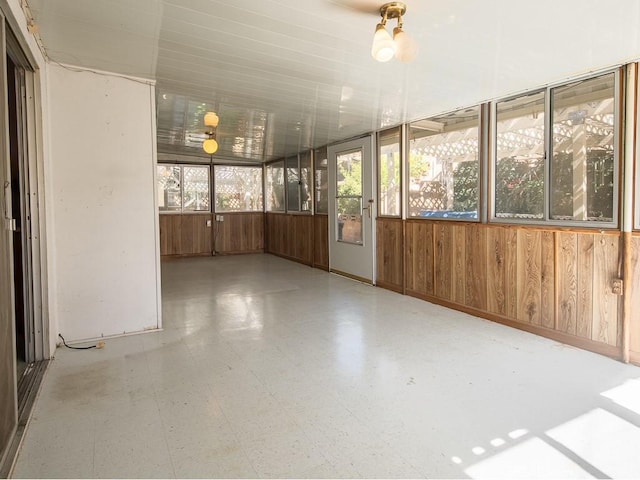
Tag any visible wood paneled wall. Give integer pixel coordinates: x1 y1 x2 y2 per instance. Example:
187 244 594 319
379 220 625 358
313 215 329 270
159 214 212 256
215 213 264 254
265 213 314 265
376 218 404 292
160 212 264 257
629 234 640 362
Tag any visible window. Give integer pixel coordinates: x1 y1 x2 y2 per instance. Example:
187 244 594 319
408 107 480 219
157 164 210 213
286 155 300 212
378 128 401 217
285 151 312 212
550 74 616 222
266 160 285 211
493 71 618 225
214 166 263 212
494 92 545 219
314 147 328 214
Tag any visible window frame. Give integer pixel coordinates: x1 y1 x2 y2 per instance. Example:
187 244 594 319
265 159 286 212
213 164 264 213
635 65 640 231
157 163 211 214
314 146 328 215
377 126 403 218
284 150 313 214
490 68 621 228
406 106 482 221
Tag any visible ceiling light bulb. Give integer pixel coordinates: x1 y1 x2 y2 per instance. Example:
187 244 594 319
393 26 417 63
371 23 395 62
203 138 218 154
204 111 219 128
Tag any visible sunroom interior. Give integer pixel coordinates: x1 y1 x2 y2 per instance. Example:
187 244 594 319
1 0 640 477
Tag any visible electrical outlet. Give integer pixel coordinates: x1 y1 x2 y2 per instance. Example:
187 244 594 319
612 278 623 296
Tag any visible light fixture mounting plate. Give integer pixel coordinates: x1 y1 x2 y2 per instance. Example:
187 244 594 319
380 2 406 19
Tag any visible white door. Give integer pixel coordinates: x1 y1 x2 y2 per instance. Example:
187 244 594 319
328 136 375 283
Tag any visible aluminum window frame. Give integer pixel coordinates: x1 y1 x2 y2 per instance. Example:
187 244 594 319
377 126 403 218
489 68 621 229
314 146 328 215
265 159 286 212
407 106 482 221
157 163 211 214
213 164 264 213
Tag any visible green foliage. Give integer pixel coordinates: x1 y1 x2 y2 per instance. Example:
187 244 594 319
495 156 545 217
452 161 478 212
409 153 430 180
337 157 362 214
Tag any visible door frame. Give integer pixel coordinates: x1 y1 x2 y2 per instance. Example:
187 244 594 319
327 134 376 284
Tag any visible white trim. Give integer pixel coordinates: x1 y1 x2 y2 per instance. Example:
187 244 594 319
150 85 162 331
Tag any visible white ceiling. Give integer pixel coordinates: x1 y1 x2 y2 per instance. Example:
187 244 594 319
27 0 640 162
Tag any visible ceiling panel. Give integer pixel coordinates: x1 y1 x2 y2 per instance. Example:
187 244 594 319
27 0 640 162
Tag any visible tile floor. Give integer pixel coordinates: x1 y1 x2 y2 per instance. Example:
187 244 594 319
11 254 640 478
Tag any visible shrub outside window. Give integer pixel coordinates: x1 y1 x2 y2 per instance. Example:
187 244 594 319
408 107 480 219
158 164 210 213
493 71 618 226
266 160 285 211
214 165 263 212
494 92 545 219
378 128 401 217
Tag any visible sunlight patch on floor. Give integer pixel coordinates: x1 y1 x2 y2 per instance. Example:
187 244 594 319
601 377 640 416
546 407 640 479
464 437 594 479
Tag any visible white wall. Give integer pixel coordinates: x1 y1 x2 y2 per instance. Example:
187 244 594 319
48 64 160 341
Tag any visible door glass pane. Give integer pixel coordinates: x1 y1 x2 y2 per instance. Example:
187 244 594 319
550 73 615 222
336 150 363 244
495 91 545 219
379 129 401 217
157 165 181 211
182 166 210 212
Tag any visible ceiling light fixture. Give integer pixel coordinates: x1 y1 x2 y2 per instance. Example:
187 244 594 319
371 2 417 63
202 111 219 155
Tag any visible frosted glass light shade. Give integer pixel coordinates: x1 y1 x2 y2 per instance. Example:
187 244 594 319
204 111 219 127
393 27 417 63
203 138 218 154
371 23 395 62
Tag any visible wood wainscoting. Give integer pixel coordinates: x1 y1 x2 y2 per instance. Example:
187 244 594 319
160 214 212 256
313 215 329 270
160 212 264 257
629 234 640 363
376 217 404 292
215 212 264 255
265 213 314 266
377 219 628 359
